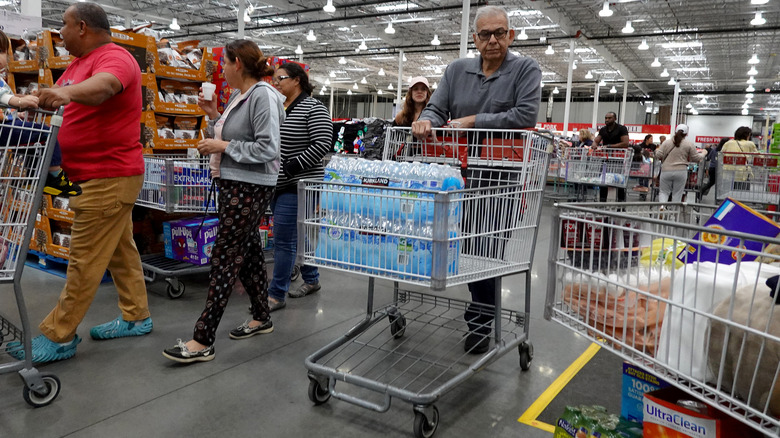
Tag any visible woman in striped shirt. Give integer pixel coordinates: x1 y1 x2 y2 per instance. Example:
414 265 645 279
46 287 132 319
267 62 333 311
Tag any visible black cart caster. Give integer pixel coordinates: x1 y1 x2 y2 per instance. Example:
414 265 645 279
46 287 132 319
413 405 439 438
23 372 61 407
307 376 331 405
518 341 534 371
166 279 185 299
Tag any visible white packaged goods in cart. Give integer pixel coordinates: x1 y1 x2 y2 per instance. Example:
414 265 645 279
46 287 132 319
547 202 780 436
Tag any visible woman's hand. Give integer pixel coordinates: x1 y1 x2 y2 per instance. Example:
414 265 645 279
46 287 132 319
197 90 220 120
197 138 229 156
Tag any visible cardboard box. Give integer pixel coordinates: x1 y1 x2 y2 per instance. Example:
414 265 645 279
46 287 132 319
678 198 780 264
621 362 670 423
643 387 761 438
163 216 218 265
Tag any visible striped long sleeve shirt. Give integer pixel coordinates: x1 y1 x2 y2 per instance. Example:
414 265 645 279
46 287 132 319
277 95 333 194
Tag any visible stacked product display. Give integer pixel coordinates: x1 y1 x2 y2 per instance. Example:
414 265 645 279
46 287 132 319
316 156 464 277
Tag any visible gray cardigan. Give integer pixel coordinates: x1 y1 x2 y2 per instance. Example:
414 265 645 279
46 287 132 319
208 81 285 186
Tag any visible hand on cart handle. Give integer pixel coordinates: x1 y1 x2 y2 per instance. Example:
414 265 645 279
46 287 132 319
411 119 434 140
197 90 220 120
12 94 39 110
35 87 71 109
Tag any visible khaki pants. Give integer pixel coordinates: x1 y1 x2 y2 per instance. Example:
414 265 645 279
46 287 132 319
40 174 149 343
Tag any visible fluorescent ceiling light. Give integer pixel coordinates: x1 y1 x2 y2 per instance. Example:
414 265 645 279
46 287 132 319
329 71 336 78
660 68 669 77
545 45 554 55
751 12 766 26
610 85 617 93
263 29 298 35
598 79 607 86
344 67 370 71
508 9 543 16
307 30 316 41
377 89 383 95
375 2 419 12
385 22 395 34
742 103 749 108
294 45 303 55
553 87 560 94
564 48 595 53
432 82 438 89
325 79 330 85
668 78 676 85
748 66 758 75
585 70 593 79
378 68 385 76
686 103 693 108
324 0 335 13
388 83 394 90
749 54 760 64
747 85 756 92
370 56 395 61
347 90 352 95
660 41 702 49
674 67 709 72
747 76 757 84
467 50 475 58
598 1 613 17
752 0 769 4
517 28 528 40
431 35 440 46
622 21 634 33
359 40 368 50
352 83 358 90
169 18 180 30
638 39 649 50
742 108 749 115
338 27 349 31
320 89 325 95
338 57 347 64
360 77 367 84
666 55 707 62
424 55 439 60
746 93 754 98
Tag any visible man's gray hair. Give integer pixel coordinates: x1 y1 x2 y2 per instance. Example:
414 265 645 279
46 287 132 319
473 6 510 33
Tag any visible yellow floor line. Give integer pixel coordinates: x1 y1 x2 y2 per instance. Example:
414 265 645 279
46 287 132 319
517 342 602 433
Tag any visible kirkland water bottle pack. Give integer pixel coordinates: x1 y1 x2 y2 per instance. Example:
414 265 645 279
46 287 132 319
317 156 464 277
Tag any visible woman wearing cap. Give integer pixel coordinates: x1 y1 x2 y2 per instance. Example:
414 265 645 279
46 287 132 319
721 126 757 191
394 76 432 126
655 124 703 203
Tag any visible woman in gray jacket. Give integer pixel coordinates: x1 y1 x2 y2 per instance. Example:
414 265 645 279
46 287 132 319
164 40 285 363
655 124 703 203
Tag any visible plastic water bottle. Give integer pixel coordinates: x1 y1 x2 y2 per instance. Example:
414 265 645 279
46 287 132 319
417 222 433 277
380 217 399 274
447 221 461 275
316 210 342 265
402 162 426 223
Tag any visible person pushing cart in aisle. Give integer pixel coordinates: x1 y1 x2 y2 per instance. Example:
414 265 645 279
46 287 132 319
7 2 152 363
412 5 542 354
593 111 630 202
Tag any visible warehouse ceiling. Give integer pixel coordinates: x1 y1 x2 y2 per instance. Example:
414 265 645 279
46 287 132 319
5 0 780 118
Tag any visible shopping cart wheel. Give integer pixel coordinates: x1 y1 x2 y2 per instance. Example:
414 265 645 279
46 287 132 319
166 280 185 299
290 264 301 281
518 342 534 371
307 376 331 405
22 372 60 407
413 405 439 438
389 313 406 339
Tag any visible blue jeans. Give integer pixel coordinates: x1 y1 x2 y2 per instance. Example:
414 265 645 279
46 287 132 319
268 192 319 302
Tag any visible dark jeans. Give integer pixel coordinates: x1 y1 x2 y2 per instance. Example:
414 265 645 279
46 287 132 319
0 118 61 166
700 167 717 195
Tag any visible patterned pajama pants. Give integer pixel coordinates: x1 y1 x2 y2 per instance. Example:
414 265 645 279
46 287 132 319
193 179 275 346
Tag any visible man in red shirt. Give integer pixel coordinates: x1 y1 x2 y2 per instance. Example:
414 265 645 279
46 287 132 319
9 2 151 363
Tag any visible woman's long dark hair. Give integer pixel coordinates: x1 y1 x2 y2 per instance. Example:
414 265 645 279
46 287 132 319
673 131 686 147
396 84 432 126
734 126 752 141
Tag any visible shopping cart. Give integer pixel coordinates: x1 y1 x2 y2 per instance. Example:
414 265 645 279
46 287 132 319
547 201 780 436
0 106 65 406
628 159 659 201
298 127 552 437
563 147 631 201
683 162 705 202
545 145 580 202
717 152 780 207
136 155 216 298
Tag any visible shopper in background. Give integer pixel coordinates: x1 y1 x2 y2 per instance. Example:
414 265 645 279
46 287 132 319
412 5 542 355
699 137 728 198
163 40 284 363
266 62 332 312
394 76 432 126
633 134 654 192
593 112 630 202
655 124 703 203
0 29 81 198
7 2 150 363
659 135 666 145
578 129 593 147
722 126 758 191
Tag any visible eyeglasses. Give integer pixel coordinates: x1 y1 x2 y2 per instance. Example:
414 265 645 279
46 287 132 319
476 28 508 42
272 75 290 84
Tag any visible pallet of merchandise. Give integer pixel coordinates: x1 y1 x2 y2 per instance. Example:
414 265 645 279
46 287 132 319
26 250 112 283
141 110 202 150
37 30 74 70
8 37 39 73
141 73 205 116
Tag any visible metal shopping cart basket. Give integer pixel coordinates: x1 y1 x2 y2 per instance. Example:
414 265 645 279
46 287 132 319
628 158 659 201
136 155 216 298
717 152 780 207
298 127 552 437
547 201 780 436
563 147 631 201
0 106 65 406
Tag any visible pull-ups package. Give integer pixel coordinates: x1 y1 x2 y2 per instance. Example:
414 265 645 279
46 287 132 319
163 216 219 265
678 198 780 265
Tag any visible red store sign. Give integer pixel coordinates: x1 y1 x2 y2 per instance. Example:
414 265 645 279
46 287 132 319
695 136 728 144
